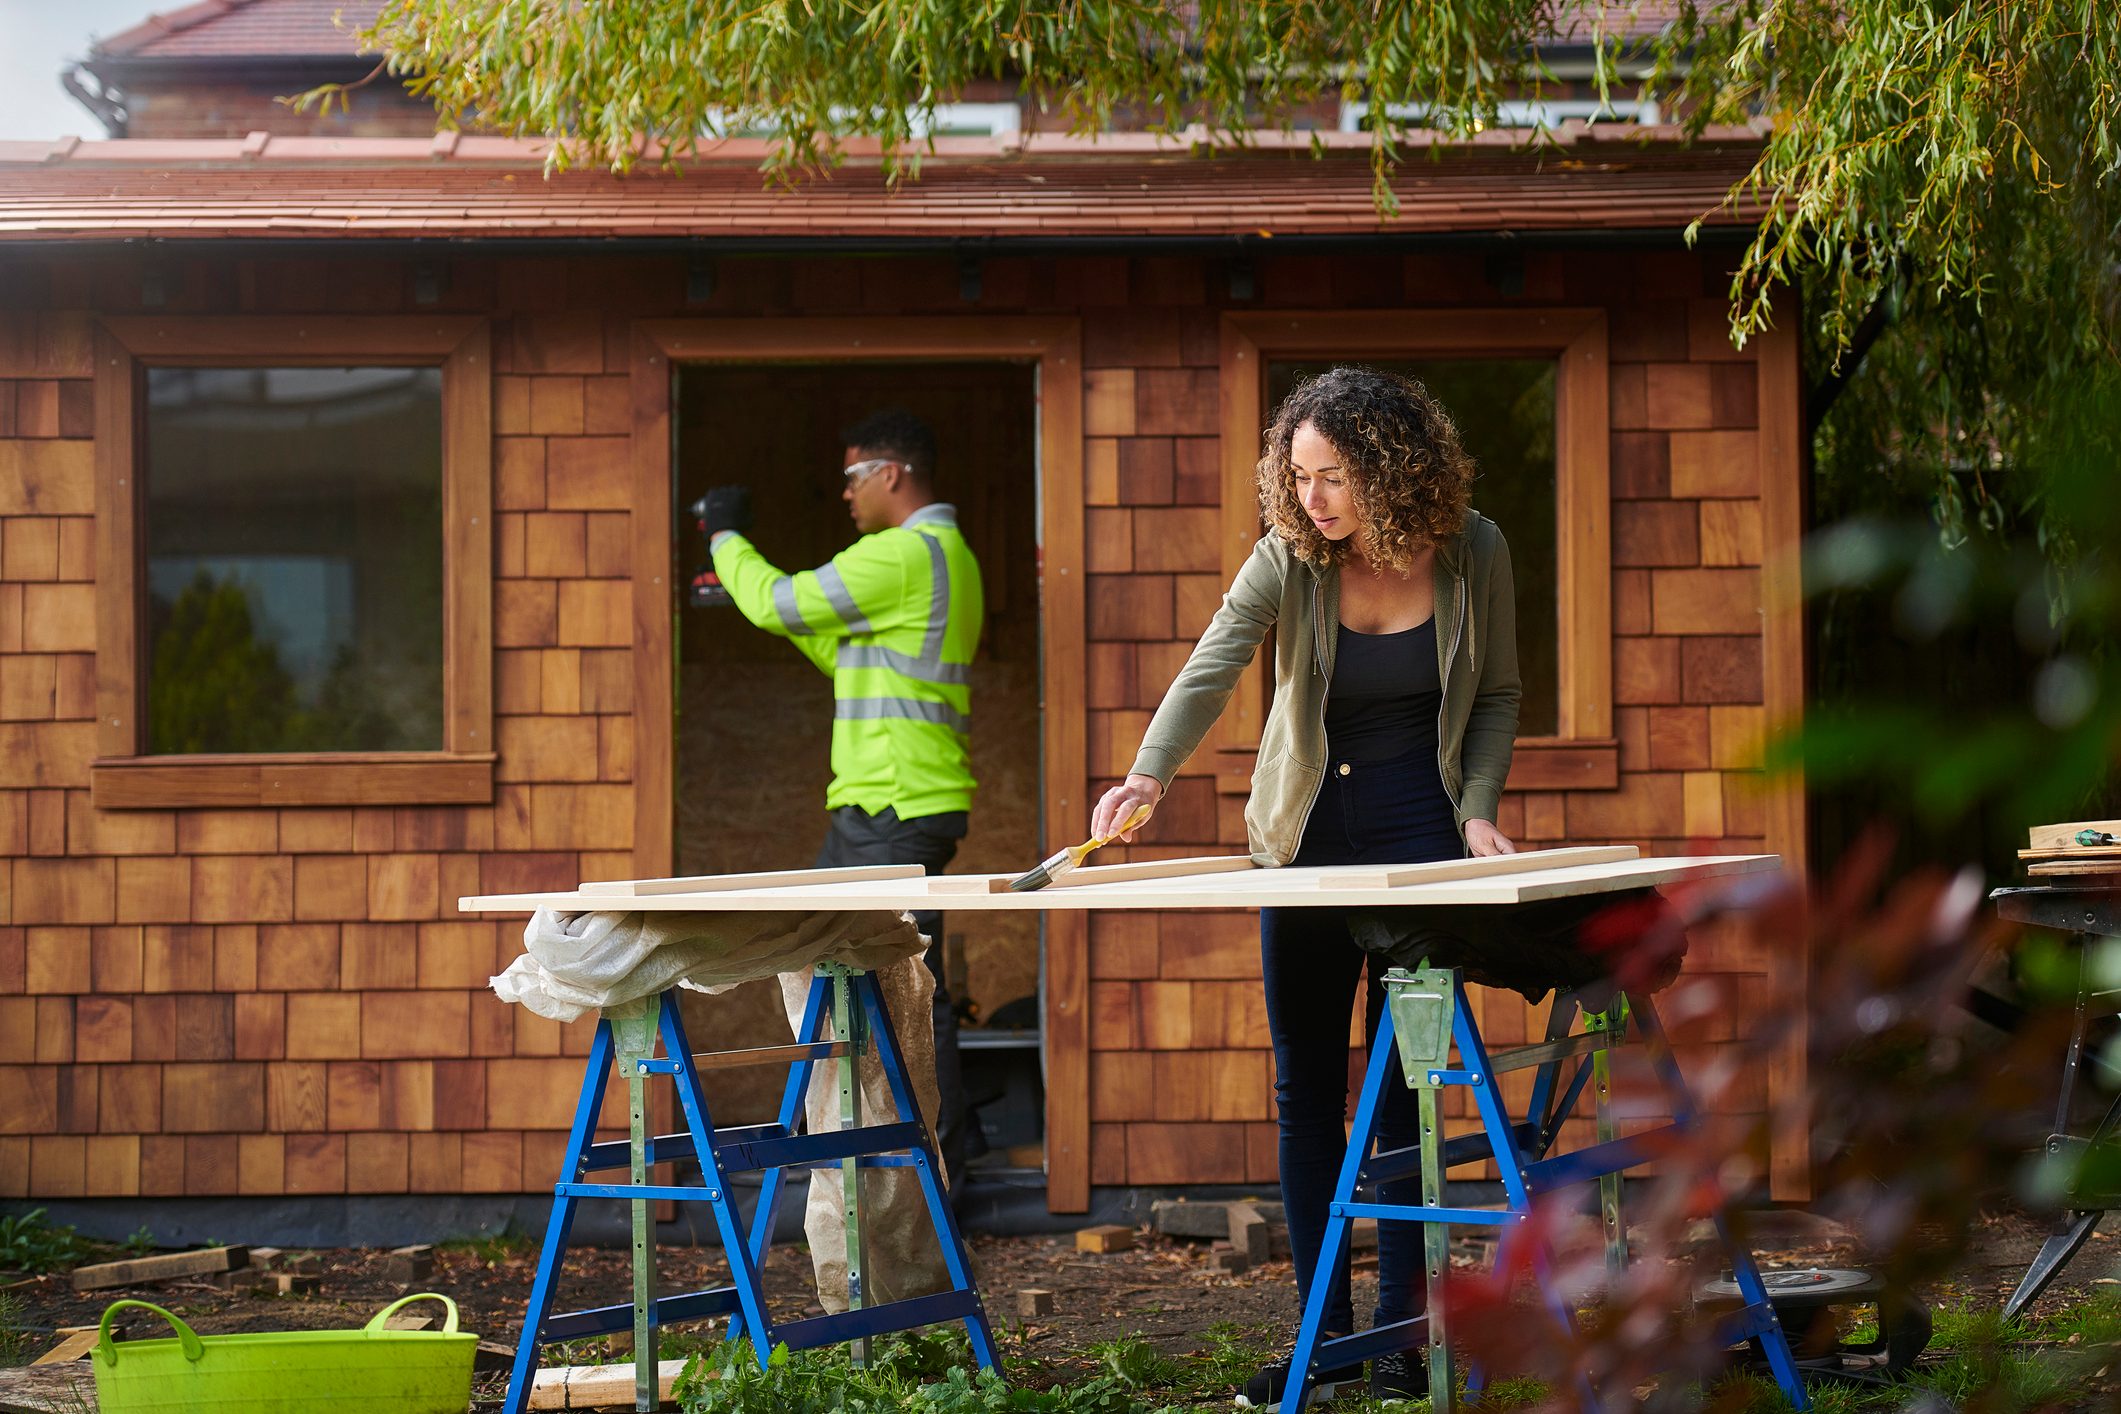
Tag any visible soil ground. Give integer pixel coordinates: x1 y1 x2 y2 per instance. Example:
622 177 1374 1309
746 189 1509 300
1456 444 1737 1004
4 1206 2118 1410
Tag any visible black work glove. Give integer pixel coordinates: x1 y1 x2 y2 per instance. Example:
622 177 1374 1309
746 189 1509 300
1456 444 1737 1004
697 485 753 538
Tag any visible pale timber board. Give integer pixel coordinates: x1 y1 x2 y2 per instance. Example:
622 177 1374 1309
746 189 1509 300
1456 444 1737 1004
581 864 925 896
928 845 1626 895
460 854 1780 914
1329 844 1638 888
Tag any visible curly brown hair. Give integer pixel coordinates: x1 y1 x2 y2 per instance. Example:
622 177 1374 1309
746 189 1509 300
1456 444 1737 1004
1256 366 1475 571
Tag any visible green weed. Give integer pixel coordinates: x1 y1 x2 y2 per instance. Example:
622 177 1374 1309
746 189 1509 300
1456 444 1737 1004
0 1208 90 1274
0 1289 31 1367
674 1335 1186 1414
438 1228 537 1266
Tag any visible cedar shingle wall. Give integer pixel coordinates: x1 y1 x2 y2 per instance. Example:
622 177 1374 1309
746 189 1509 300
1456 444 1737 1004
0 245 1784 1199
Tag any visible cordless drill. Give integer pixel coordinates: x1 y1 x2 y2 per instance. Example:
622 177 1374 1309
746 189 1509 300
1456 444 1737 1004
687 491 734 608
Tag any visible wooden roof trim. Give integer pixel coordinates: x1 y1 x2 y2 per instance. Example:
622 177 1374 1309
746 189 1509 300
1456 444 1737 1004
0 122 1767 171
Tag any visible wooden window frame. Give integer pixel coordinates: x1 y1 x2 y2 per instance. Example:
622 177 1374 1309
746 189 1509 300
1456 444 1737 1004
1218 309 1615 790
90 316 495 809
629 317 1090 1205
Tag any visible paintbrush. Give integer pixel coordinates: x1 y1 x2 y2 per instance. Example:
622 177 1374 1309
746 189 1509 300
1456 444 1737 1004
1010 801 1155 892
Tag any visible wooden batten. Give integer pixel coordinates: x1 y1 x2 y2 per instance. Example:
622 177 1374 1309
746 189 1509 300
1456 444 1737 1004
582 864 925 896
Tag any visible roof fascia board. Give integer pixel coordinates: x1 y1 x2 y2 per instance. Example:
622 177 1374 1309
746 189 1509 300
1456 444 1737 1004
0 228 1755 257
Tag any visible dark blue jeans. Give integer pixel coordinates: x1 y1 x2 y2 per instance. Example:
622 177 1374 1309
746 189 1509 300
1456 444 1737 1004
1261 748 1461 1335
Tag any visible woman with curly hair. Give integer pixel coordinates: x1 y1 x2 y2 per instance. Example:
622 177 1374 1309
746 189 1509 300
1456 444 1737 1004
1092 365 1521 1406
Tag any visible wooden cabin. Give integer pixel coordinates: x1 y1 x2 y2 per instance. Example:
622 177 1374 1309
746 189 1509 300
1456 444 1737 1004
0 0 1806 1225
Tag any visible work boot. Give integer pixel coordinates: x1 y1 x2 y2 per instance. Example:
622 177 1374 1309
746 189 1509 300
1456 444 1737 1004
1368 1349 1430 1403
1234 1348 1362 1408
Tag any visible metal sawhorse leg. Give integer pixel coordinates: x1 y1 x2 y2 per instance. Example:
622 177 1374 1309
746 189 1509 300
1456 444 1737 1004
1989 885 2121 1320
502 963 1001 1413
2003 934 2121 1319
1280 966 1809 1412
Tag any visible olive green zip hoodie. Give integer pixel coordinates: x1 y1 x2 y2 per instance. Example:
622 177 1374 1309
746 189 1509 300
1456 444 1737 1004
1128 511 1521 866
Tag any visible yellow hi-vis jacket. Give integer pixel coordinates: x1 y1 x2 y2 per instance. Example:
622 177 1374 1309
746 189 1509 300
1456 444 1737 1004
711 504 984 819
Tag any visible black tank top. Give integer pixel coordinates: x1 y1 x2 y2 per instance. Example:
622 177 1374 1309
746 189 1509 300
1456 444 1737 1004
1325 618 1442 764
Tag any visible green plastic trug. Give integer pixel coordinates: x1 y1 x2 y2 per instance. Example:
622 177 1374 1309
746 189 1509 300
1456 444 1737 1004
1385 969 1455 1088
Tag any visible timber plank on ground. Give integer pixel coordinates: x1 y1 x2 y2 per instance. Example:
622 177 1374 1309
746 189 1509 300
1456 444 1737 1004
70 1245 248 1293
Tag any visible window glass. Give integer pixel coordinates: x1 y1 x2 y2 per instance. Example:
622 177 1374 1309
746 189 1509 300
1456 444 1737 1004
144 366 445 753
1266 359 1559 736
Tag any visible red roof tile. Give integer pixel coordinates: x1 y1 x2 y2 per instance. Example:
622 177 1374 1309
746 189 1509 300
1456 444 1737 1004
92 0 380 60
0 128 1764 243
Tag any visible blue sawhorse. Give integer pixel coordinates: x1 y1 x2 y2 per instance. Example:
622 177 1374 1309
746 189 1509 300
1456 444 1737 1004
503 962 1000 1413
1281 966 1809 1412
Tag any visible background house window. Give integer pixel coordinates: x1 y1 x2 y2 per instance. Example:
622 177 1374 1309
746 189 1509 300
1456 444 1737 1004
1266 359 1560 735
1338 97 1660 133
143 365 445 754
704 102 1022 139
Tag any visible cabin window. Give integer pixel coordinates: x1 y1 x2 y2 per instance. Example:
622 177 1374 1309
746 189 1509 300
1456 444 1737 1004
142 366 446 754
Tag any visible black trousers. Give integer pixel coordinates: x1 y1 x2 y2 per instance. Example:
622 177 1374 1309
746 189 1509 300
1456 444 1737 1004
815 805 973 1184
1259 748 1461 1334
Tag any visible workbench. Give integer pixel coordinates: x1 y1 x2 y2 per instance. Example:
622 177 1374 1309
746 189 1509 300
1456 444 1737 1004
463 844 1802 1411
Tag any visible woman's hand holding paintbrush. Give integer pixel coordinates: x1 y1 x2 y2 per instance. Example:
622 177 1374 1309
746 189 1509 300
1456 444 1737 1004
1092 774 1164 843
1009 776 1165 893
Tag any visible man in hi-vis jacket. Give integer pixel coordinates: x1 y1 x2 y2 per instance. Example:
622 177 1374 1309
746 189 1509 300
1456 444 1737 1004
698 409 984 1183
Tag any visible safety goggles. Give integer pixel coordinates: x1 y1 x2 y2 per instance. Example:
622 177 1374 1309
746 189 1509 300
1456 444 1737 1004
843 457 900 485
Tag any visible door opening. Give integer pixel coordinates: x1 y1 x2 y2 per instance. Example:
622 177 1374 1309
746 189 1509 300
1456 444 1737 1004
672 360 1045 1176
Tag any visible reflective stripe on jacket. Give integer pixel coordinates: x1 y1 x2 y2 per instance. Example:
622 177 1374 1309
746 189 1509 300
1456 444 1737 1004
712 503 983 818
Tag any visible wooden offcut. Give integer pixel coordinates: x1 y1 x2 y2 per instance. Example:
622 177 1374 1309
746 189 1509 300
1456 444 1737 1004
1075 1223 1135 1254
386 1244 435 1286
527 1357 688 1409
260 1272 321 1295
1227 1204 1272 1265
1016 1288 1055 1318
2021 818 2121 875
30 1330 99 1365
2028 819 2121 852
71 1245 248 1292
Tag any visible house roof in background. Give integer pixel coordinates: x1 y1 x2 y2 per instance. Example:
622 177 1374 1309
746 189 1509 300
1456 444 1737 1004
0 127 1762 244
86 0 1686 65
90 0 379 61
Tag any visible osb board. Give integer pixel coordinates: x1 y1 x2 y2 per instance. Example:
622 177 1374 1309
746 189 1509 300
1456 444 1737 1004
463 853 1780 914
